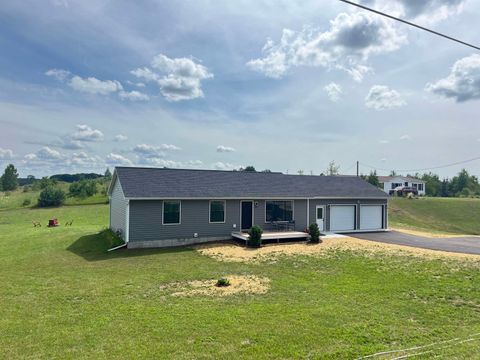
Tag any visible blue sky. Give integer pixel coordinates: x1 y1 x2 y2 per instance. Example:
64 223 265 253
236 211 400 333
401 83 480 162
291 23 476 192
1 0 480 177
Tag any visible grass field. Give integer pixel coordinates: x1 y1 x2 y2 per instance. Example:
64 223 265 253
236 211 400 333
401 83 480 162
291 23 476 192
389 197 480 235
0 183 108 211
2 198 480 358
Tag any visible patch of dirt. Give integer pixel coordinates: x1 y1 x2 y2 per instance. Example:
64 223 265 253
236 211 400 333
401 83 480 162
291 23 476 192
391 227 479 239
195 237 480 263
158 275 270 297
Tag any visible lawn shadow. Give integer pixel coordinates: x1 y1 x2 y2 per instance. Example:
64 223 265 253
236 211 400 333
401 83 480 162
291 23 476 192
67 232 191 261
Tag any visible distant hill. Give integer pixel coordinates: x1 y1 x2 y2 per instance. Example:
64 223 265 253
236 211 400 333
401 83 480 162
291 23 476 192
18 173 104 185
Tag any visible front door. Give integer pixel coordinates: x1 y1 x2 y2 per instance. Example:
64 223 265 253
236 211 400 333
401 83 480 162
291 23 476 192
241 201 253 231
316 205 325 231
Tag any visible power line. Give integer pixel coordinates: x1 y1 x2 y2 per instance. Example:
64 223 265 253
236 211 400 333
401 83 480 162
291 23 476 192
359 155 480 173
338 0 480 51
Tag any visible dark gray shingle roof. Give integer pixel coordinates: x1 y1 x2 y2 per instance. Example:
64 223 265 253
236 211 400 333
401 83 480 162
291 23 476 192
114 167 388 199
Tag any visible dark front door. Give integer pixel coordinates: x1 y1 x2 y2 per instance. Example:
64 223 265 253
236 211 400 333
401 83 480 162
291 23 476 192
241 201 253 230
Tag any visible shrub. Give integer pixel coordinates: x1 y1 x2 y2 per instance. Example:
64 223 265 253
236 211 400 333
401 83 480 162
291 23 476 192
37 186 66 207
69 180 97 199
308 223 321 243
248 225 263 248
406 192 415 199
22 198 31 207
216 278 230 287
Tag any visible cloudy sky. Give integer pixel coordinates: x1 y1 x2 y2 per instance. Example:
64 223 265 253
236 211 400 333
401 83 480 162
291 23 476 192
1 0 480 178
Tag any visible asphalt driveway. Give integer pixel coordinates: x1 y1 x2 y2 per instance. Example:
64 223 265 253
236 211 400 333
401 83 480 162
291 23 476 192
348 231 480 255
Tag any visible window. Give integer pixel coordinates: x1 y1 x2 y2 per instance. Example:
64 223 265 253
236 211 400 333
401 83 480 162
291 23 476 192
404 182 409 186
391 182 402 189
266 201 293 222
413 183 418 189
210 200 225 223
316 207 323 219
418 183 424 191
163 201 180 224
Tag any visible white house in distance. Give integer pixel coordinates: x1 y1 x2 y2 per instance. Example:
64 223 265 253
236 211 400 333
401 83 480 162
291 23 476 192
378 176 426 196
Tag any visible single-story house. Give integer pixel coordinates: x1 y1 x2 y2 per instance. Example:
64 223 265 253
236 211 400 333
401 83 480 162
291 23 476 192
108 167 389 249
378 176 426 195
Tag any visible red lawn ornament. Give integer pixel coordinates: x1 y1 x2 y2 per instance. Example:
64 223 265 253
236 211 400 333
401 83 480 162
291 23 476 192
48 218 59 227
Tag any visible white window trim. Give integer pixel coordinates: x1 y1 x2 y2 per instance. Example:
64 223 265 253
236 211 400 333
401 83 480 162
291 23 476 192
264 200 294 223
209 200 226 224
162 200 181 225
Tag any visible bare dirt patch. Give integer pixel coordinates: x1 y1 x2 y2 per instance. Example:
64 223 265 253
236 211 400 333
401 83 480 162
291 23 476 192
195 237 480 263
158 275 270 297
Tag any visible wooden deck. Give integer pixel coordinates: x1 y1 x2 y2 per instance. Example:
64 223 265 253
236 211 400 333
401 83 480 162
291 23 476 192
231 231 309 241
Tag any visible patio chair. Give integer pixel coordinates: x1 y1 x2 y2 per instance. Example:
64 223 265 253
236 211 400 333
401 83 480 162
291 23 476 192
32 221 41 228
65 220 73 226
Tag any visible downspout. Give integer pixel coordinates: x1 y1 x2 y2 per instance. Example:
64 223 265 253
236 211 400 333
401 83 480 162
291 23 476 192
108 243 127 252
125 199 130 244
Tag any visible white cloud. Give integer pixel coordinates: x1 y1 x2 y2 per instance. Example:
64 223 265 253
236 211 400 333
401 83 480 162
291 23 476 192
379 140 389 144
138 158 203 168
45 68 71 81
158 144 181 151
365 85 406 110
133 144 166 158
365 0 465 24
71 124 104 142
119 90 150 101
68 151 102 168
212 162 241 170
131 54 213 101
247 12 407 80
114 134 128 142
426 54 480 103
399 134 412 141
69 75 123 95
36 146 62 160
324 82 343 102
106 153 133 166
130 67 160 82
216 145 236 153
0 148 14 160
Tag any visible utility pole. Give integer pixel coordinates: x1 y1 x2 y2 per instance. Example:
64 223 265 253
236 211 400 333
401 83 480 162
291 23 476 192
356 161 359 177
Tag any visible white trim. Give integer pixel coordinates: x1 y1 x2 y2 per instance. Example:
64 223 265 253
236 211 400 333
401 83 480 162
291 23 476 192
209 200 226 224
162 200 181 225
264 199 294 223
125 200 130 243
126 196 388 201
109 195 112 229
240 200 254 231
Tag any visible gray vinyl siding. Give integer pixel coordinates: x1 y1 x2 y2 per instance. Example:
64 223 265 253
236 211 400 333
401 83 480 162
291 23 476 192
308 199 388 231
110 178 128 239
129 200 240 243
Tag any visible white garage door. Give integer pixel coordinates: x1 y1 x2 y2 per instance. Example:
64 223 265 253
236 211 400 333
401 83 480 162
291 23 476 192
330 205 355 231
360 205 383 230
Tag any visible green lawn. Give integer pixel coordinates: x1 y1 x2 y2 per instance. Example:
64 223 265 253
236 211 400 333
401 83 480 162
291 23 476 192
389 197 480 235
2 203 480 358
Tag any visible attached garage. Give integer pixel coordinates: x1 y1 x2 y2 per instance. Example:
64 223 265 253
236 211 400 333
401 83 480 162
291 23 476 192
330 205 356 231
359 205 384 230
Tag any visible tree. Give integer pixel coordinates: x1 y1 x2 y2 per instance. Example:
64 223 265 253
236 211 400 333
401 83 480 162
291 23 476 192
104 168 112 180
326 161 340 176
1 164 19 191
389 170 397 176
366 170 379 187
243 166 256 172
420 172 441 197
69 180 97 199
297 170 304 175
38 186 66 207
